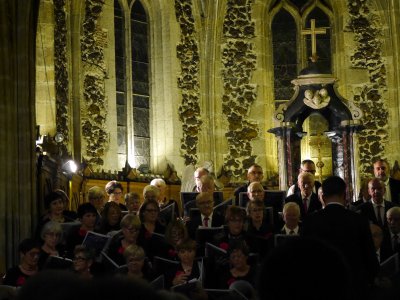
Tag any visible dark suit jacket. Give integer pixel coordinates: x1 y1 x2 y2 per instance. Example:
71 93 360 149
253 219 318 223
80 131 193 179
284 192 322 220
302 203 379 293
388 177 400 204
356 201 395 229
186 212 225 240
380 228 396 263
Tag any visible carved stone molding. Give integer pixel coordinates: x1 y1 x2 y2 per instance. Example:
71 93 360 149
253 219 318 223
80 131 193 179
347 0 388 177
175 0 202 165
221 0 258 179
80 0 108 166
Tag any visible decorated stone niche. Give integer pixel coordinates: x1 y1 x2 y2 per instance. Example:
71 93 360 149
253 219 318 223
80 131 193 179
346 0 388 177
175 0 202 166
269 62 363 201
221 0 258 180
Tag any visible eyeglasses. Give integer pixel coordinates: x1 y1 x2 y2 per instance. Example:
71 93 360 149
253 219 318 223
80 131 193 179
197 201 213 207
124 227 139 233
73 256 87 261
250 190 264 194
113 192 122 195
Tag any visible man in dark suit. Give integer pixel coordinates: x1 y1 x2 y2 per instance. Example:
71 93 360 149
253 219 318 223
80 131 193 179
185 192 224 240
380 206 400 259
356 178 395 229
284 172 322 220
302 176 379 299
373 159 400 205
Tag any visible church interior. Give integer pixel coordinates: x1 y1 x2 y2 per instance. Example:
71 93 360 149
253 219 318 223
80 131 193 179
1 0 400 282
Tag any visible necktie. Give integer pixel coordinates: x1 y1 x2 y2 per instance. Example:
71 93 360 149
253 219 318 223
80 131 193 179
376 205 383 226
289 230 295 235
393 234 399 251
203 217 209 227
303 198 308 213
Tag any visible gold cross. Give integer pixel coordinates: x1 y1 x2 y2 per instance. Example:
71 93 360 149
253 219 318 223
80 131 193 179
301 19 327 62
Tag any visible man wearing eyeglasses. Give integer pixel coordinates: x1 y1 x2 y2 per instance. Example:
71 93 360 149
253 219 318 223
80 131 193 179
186 192 224 239
286 159 321 197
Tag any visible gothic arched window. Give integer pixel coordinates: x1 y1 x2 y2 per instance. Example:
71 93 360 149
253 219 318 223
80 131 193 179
271 1 332 106
114 0 150 169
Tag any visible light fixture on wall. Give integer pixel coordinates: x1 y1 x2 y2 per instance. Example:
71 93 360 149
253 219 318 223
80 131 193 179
62 160 77 174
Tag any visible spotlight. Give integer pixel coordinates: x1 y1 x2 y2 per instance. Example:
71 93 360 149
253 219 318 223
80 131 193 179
62 160 77 174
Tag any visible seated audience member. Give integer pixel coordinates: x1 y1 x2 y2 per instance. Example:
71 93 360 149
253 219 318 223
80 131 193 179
373 159 400 204
150 178 179 216
38 221 66 269
96 201 123 235
193 167 210 192
357 178 395 229
165 239 200 289
35 191 76 238
245 200 274 257
184 174 216 216
382 206 400 257
352 178 371 208
246 181 282 230
124 192 141 215
302 176 379 299
279 202 301 235
65 202 98 258
217 240 257 290
16 270 167 300
2 238 41 287
105 180 127 210
142 185 160 202
54 189 77 221
121 245 154 282
287 159 321 196
214 206 248 252
257 237 352 300
88 185 106 218
284 172 321 220
107 214 142 267
234 164 265 204
72 245 95 279
163 220 189 260
138 199 165 236
186 192 224 240
246 200 274 239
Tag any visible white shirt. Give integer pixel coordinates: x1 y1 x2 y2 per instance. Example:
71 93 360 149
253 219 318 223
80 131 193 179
384 178 392 202
282 225 299 235
287 184 317 197
371 200 385 224
201 213 213 228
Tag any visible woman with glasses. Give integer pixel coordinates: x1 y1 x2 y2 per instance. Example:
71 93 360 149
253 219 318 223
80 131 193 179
2 238 41 287
72 245 95 279
163 219 188 260
137 199 166 260
106 214 142 267
120 245 154 282
105 180 127 210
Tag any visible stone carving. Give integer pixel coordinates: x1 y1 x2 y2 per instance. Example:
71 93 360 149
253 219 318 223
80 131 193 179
81 0 108 166
347 0 388 177
53 0 69 152
175 0 202 165
303 88 330 109
222 0 258 179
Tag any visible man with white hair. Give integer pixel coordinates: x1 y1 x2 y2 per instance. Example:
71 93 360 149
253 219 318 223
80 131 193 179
284 172 321 220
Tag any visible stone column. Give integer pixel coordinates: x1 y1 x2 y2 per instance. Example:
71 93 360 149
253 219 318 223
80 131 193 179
0 0 39 272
